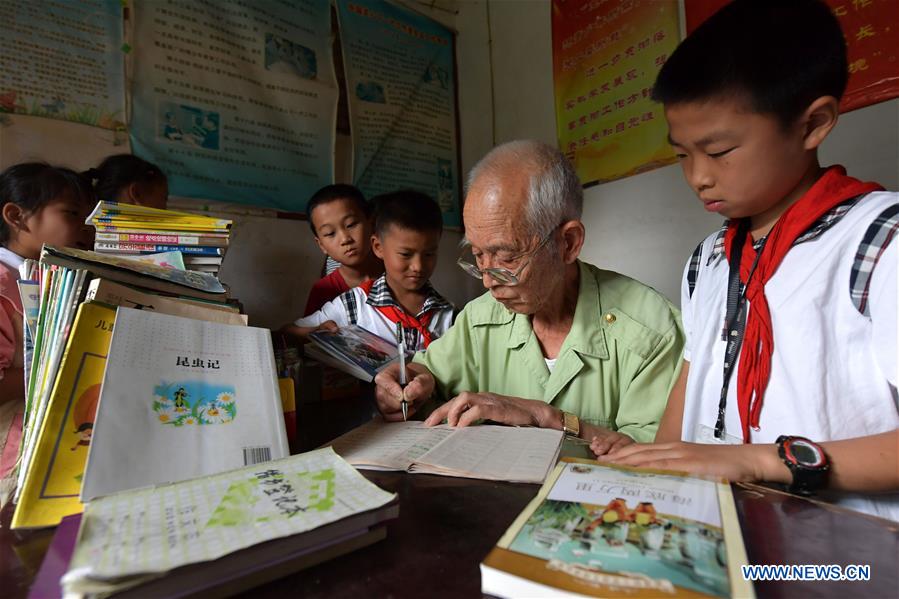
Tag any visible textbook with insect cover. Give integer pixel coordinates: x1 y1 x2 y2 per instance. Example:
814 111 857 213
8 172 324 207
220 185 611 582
80 308 288 501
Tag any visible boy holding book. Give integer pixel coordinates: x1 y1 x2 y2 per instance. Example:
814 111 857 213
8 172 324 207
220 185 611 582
598 0 898 521
286 190 453 352
303 185 383 315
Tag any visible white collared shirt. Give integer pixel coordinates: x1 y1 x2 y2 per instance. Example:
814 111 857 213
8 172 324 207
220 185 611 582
681 191 899 522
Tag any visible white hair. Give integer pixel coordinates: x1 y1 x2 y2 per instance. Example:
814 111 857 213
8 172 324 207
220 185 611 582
466 140 583 240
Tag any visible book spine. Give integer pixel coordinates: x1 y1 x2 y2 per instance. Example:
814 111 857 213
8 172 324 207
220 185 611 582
92 226 230 237
95 232 227 246
94 242 224 256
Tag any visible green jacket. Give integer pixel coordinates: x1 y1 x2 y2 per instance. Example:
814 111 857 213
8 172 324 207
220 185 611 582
413 261 684 442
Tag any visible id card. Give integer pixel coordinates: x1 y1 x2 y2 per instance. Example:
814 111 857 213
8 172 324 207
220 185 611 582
695 423 743 445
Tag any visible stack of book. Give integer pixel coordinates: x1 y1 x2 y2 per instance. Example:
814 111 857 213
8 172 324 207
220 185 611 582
10 245 248 530
86 201 232 277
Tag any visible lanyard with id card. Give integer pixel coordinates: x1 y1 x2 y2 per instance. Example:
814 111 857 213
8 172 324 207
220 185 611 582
714 220 766 441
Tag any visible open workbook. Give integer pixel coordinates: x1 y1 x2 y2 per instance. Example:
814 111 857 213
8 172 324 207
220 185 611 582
327 420 564 484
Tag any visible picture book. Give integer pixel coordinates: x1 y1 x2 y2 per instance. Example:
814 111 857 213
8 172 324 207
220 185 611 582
40 245 226 301
12 303 116 530
95 232 229 247
480 459 754 598
86 200 233 230
114 250 186 270
94 241 225 256
328 419 564 484
85 278 247 325
306 325 401 382
17 267 91 502
63 448 397 597
80 308 288 501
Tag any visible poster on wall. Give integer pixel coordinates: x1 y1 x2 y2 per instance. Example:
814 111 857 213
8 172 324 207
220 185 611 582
552 0 681 186
129 0 338 211
684 0 899 113
0 0 125 129
337 0 461 228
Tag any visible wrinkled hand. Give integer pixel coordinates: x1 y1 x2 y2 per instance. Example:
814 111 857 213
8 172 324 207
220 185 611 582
423 392 553 428
374 362 435 422
598 441 772 482
589 429 634 457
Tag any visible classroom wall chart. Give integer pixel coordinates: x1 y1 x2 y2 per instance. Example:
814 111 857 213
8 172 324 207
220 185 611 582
337 0 461 228
129 0 338 211
0 0 126 130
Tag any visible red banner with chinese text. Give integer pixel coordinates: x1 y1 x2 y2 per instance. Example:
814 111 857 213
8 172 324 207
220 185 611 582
684 0 899 113
552 0 680 185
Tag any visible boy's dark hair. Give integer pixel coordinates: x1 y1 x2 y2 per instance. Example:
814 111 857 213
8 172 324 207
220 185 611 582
84 154 167 202
371 190 443 237
306 184 368 235
652 0 848 128
0 163 94 244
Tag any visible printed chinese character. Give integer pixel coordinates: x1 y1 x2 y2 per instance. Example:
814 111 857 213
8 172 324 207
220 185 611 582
855 24 875 41
176 356 190 367
848 58 869 73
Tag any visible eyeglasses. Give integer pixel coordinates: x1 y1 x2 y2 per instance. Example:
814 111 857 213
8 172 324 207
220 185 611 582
457 231 555 286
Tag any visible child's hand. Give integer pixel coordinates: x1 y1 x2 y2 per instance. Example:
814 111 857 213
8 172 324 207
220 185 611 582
315 320 339 333
589 430 634 457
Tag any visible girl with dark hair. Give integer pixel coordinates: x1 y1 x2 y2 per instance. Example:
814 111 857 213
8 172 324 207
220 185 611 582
0 163 96 497
84 154 169 209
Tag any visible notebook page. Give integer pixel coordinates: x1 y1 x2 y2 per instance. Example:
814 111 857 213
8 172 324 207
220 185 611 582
413 425 564 483
327 420 455 470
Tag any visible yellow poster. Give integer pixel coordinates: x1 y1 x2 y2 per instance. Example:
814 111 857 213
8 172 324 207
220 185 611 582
552 0 681 184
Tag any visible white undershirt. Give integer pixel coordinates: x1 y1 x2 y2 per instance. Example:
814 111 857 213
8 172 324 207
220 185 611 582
544 357 557 373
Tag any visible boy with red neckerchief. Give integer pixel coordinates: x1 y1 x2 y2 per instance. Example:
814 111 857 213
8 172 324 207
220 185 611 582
284 190 453 352
597 0 898 522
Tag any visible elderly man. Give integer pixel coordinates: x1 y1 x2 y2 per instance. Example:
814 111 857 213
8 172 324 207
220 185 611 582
375 140 684 451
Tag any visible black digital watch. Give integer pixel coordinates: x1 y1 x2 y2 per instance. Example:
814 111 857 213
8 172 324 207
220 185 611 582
776 435 830 496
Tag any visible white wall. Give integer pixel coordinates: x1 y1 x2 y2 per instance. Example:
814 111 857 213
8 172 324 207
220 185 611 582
483 0 899 305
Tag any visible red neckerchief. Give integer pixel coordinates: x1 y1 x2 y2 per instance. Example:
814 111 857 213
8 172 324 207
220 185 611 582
723 165 883 442
359 279 436 348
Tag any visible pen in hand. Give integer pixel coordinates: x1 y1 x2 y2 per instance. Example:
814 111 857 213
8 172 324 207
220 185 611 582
396 322 408 421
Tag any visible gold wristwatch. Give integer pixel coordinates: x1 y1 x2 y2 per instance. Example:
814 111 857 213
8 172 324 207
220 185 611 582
561 411 580 438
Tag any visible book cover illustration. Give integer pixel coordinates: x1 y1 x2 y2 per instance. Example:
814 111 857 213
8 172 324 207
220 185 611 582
487 460 750 598
12 303 115 529
81 308 289 501
309 325 400 377
63 448 396 590
41 245 225 294
152 381 237 426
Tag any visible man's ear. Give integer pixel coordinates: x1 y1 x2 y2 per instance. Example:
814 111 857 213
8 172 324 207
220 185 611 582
559 220 585 264
800 96 839 151
125 182 142 203
2 203 29 233
370 233 384 259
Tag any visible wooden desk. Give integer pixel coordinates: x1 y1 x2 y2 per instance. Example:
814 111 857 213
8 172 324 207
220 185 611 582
2 398 898 598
